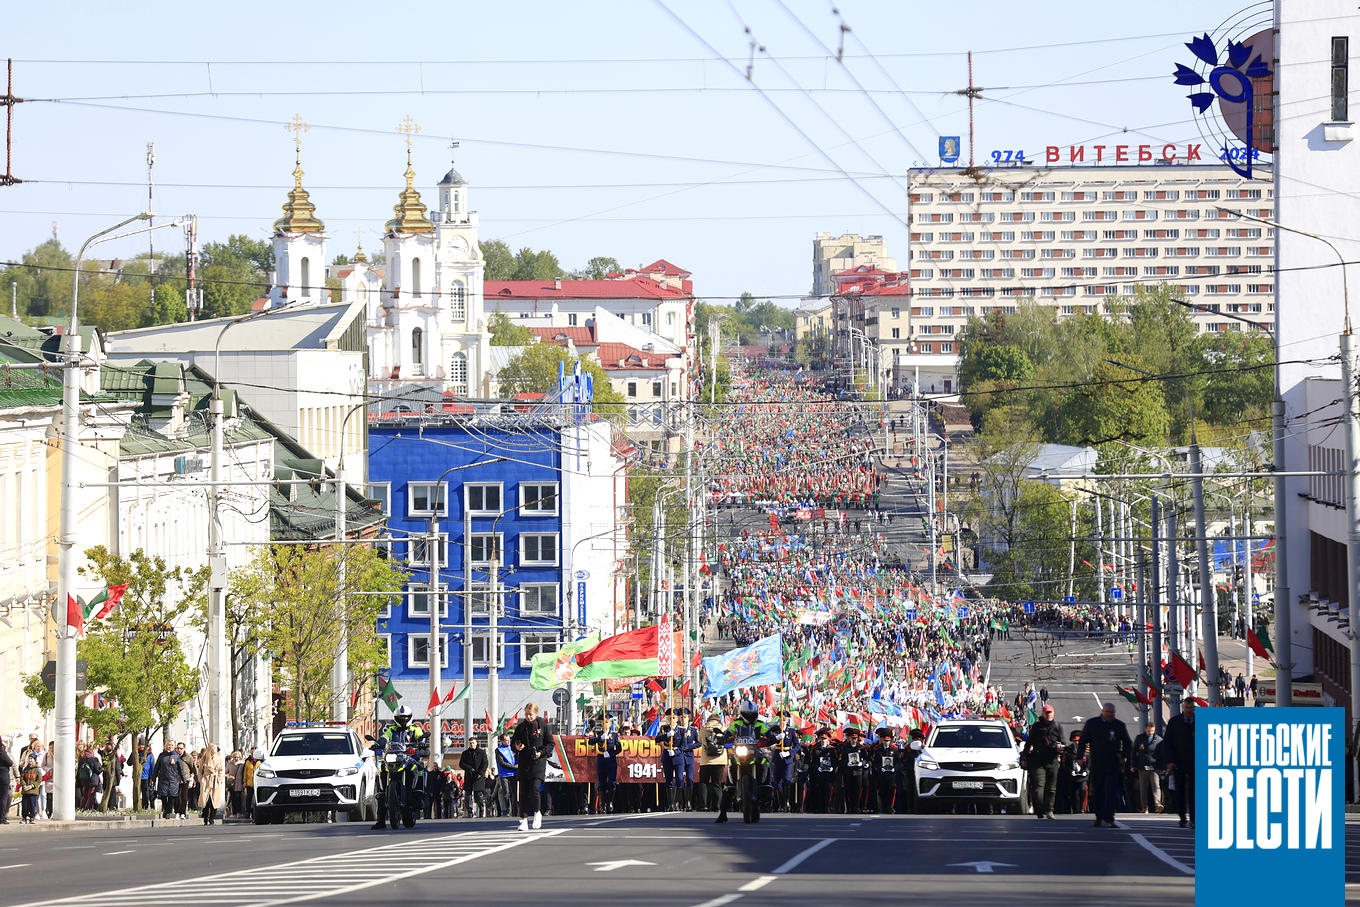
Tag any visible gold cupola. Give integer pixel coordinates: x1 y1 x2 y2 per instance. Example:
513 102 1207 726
384 149 434 235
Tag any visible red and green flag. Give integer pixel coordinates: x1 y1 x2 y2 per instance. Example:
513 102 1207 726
87 584 127 620
1115 685 1145 706
377 676 402 710
1142 668 1162 698
573 625 663 680
1169 652 1197 688
1247 625 1274 660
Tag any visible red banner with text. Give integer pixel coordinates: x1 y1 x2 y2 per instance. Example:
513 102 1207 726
552 735 696 784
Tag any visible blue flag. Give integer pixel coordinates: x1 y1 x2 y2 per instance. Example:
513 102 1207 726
701 635 783 699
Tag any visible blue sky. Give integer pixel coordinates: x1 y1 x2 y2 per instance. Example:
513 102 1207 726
1 0 1275 301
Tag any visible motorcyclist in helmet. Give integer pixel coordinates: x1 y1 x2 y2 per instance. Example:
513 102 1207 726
372 705 426 830
715 700 775 824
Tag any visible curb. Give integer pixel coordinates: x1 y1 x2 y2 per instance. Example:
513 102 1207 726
0 816 191 832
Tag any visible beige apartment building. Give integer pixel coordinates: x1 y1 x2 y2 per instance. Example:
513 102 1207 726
888 163 1275 395
812 233 898 297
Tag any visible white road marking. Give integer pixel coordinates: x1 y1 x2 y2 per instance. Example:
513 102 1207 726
691 896 743 907
24 830 564 907
1125 830 1194 875
1090 692 1104 708
771 838 837 874
104 850 134 856
586 810 677 826
587 859 655 872
738 875 777 892
0 863 31 869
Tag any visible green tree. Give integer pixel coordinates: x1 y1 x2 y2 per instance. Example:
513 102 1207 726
2 238 73 319
24 547 206 810
480 240 515 280
511 247 562 281
230 544 405 723
1054 358 1171 447
198 235 273 319
488 310 534 346
573 256 622 280
1193 330 1274 428
496 343 625 416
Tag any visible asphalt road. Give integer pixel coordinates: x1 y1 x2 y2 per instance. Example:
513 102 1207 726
1 811 1207 907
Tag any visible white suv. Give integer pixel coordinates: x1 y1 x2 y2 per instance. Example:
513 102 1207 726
914 718 1027 814
252 724 378 824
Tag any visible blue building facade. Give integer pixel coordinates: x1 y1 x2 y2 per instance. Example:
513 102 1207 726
368 417 572 727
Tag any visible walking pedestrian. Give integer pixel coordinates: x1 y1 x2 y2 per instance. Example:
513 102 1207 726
493 732 517 817
0 738 12 824
1163 699 1196 828
150 742 182 819
511 703 551 831
1022 704 1064 819
176 742 196 818
18 752 42 824
197 744 225 825
1131 722 1163 813
458 738 489 819
1080 703 1132 827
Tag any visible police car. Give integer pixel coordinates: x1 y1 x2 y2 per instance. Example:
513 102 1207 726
252 723 378 824
914 717 1027 813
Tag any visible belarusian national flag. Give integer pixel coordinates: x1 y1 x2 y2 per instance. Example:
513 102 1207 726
1247 625 1273 659
88 584 128 620
573 625 662 679
1116 685 1148 705
446 682 470 704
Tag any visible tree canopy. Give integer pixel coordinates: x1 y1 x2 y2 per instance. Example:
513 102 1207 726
496 343 625 415
488 310 534 346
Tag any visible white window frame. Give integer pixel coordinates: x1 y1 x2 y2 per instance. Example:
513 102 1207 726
408 535 446 568
519 483 559 516
464 482 503 517
468 532 503 567
408 633 449 668
407 582 448 617
378 634 392 668
520 633 559 666
464 583 494 617
471 632 505 668
519 583 560 617
519 533 560 567
366 482 391 516
408 482 447 516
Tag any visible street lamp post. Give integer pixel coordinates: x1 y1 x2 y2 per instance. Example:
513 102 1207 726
56 213 195 820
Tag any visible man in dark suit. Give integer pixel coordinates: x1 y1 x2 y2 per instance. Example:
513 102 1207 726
1080 703 1132 827
1162 698 1196 828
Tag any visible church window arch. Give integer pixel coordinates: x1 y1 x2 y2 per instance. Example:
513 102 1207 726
412 328 424 367
411 258 423 297
300 257 311 296
449 352 468 396
451 282 467 320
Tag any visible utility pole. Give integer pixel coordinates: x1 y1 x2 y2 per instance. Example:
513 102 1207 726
146 143 155 308
331 464 348 723
463 510 474 750
1190 442 1222 705
1151 496 1164 735
1167 510 1181 670
1094 496 1106 607
1341 327 1360 756
1136 559 1148 727
683 415 696 712
488 553 500 750
427 520 443 767
1243 496 1255 680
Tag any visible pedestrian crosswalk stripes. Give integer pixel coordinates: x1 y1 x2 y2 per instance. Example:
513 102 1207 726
26 830 563 907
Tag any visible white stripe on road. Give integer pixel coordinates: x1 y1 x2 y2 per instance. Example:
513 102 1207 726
104 850 134 855
691 896 743 907
25 830 563 907
771 838 837 874
0 863 31 869
738 875 778 892
1126 830 1194 875
586 810 679 827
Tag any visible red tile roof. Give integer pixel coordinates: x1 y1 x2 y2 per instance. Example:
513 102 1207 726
595 342 670 371
486 276 689 300
638 258 692 278
529 326 598 346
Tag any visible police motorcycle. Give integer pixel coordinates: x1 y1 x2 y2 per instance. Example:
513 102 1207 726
367 705 428 830
716 700 777 825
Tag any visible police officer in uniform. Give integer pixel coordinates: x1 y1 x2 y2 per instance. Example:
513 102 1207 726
898 728 925 813
767 711 800 812
839 726 869 813
807 727 838 813
655 711 680 811
676 709 699 811
371 704 425 830
589 720 622 813
869 728 900 814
